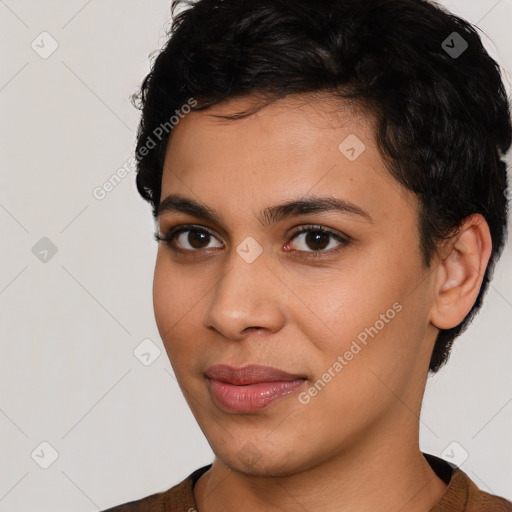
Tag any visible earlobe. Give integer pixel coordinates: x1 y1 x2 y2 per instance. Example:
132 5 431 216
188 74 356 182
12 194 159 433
430 214 492 330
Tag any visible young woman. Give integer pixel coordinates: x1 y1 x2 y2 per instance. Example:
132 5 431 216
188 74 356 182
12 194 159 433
105 0 512 510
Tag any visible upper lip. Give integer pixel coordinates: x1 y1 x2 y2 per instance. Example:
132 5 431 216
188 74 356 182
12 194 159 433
205 364 306 385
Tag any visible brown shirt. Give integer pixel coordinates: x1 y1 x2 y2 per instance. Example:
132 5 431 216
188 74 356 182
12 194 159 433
103 453 512 511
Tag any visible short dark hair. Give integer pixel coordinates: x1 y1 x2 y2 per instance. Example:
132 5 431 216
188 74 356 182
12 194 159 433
132 0 512 372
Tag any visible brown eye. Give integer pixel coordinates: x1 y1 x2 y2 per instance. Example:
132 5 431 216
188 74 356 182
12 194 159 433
304 230 330 250
181 230 211 249
288 226 349 254
173 229 223 250
156 226 223 251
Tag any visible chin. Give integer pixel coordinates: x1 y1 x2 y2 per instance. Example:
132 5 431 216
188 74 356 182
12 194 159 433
214 438 314 478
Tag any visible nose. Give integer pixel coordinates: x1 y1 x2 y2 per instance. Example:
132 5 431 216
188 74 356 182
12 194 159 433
202 248 286 340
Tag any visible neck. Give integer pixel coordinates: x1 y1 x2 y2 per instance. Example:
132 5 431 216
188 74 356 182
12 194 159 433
194 412 447 512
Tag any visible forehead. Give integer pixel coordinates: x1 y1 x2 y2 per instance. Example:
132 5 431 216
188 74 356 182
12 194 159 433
166 93 373 164
160 93 417 228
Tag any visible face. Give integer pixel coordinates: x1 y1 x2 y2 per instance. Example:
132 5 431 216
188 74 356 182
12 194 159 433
153 93 439 477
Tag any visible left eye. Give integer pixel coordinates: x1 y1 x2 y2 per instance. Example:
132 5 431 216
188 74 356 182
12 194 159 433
287 226 348 253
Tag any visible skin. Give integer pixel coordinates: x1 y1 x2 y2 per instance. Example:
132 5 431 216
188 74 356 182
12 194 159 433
152 93 492 511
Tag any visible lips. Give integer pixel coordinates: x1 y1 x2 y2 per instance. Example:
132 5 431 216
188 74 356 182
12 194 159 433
205 364 306 385
205 364 307 413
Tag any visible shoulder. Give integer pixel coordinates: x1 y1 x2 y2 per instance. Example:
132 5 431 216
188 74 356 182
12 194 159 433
424 453 512 512
453 470 512 512
101 464 211 512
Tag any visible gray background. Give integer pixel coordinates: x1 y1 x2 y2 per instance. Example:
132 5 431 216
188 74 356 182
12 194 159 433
0 0 511 510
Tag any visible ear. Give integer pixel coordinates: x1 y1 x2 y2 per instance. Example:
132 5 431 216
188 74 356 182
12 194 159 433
429 214 492 330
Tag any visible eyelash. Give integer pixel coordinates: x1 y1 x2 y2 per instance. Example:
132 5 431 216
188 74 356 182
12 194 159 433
154 224 350 258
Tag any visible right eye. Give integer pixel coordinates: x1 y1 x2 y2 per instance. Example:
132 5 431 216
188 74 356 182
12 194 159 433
155 225 224 252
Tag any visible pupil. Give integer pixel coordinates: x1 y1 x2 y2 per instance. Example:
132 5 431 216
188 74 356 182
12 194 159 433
190 230 208 249
307 231 329 250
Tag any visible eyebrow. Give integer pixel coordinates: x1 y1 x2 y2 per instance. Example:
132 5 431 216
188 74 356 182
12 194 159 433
157 193 372 227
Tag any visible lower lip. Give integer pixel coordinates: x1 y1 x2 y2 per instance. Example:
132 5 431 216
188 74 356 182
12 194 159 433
208 378 306 413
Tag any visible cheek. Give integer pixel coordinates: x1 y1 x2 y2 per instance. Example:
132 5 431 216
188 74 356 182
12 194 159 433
152 254 223 382
152 256 200 355
323 288 429 409
292 254 425 384
152 256 175 339
287 263 401 353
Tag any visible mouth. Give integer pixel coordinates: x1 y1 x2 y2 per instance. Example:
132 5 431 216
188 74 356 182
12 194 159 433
205 364 308 413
